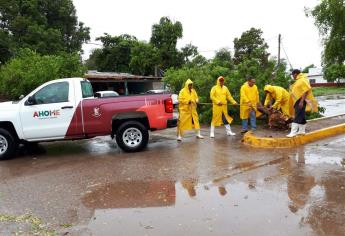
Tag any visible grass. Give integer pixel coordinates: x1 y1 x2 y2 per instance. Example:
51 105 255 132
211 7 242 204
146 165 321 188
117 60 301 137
312 86 345 96
0 212 60 235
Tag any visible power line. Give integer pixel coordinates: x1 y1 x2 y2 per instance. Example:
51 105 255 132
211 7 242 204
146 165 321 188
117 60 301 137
85 42 103 46
281 41 293 69
265 36 279 42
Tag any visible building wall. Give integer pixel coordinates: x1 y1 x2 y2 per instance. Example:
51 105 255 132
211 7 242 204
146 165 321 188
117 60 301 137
308 67 345 86
309 75 327 84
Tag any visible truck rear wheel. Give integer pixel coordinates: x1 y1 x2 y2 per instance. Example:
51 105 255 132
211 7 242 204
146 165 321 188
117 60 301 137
115 121 149 152
0 128 17 160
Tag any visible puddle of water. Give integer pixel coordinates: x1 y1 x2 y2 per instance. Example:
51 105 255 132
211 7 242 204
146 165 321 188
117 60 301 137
303 136 345 166
317 97 345 117
303 154 345 166
79 145 345 236
85 181 313 236
85 136 119 154
319 95 345 100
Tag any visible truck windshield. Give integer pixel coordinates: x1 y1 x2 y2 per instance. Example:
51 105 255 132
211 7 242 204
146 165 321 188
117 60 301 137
81 81 94 98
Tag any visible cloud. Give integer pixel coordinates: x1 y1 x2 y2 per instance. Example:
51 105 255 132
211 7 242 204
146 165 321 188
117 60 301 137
74 0 322 68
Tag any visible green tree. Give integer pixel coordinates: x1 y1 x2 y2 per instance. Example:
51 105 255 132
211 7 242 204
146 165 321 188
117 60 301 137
0 30 12 65
213 48 233 68
94 33 138 72
0 0 90 63
164 53 291 123
189 55 208 67
0 48 86 99
324 63 345 83
150 17 183 70
309 0 345 65
130 41 159 75
181 43 199 64
84 48 102 70
233 28 269 65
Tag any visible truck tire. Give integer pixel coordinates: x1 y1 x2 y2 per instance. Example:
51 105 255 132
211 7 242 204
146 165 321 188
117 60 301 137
0 128 17 160
115 121 149 152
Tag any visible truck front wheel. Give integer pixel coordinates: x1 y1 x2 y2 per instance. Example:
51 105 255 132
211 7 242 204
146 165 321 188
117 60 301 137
115 121 149 152
0 128 17 160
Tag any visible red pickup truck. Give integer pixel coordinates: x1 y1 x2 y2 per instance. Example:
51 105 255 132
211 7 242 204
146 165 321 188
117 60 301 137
0 78 177 159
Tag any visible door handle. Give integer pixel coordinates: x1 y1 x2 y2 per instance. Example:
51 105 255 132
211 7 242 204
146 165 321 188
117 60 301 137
61 106 74 109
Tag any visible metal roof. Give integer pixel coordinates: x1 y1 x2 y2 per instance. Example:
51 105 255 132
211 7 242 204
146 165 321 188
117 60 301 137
85 71 162 81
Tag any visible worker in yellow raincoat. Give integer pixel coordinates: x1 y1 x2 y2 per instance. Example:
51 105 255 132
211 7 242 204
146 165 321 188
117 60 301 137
264 85 293 117
287 69 318 137
210 76 238 138
240 77 261 133
177 79 204 141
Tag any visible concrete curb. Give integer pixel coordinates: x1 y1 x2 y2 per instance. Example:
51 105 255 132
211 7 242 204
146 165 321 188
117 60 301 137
242 122 345 148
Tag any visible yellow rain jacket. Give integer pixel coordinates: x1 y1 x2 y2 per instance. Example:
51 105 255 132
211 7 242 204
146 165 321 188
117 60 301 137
264 85 293 117
290 73 318 112
240 82 260 119
178 79 200 134
210 76 238 126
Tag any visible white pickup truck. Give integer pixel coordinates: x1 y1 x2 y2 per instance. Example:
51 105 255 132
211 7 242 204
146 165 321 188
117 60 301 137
0 78 177 160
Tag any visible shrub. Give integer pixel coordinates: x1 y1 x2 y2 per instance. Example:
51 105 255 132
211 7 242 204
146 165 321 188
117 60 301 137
0 48 86 99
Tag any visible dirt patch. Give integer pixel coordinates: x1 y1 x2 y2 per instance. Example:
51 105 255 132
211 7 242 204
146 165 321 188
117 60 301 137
253 115 345 138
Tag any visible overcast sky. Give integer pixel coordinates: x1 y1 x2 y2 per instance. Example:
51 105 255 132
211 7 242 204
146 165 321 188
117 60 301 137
73 0 323 70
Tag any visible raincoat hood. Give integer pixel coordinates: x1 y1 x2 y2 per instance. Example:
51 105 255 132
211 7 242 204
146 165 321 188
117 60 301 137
216 76 225 86
184 79 193 89
264 85 274 93
296 73 307 81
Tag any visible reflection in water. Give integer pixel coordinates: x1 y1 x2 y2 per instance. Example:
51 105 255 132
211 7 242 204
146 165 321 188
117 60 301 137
212 161 259 197
274 148 345 235
218 186 227 196
82 180 176 209
212 161 258 184
248 180 256 189
179 140 201 198
181 179 197 197
307 171 345 235
80 146 345 236
287 148 316 213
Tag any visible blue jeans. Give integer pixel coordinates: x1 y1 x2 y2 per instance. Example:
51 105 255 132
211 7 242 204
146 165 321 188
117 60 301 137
242 110 256 130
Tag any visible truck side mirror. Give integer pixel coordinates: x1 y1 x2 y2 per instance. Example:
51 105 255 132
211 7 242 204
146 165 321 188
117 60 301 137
25 96 36 105
19 95 24 100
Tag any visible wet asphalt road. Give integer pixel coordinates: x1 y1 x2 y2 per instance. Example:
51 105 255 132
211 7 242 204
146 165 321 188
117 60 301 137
0 124 345 236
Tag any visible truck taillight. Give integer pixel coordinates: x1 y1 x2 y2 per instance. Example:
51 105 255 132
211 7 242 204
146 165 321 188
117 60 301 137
164 98 174 113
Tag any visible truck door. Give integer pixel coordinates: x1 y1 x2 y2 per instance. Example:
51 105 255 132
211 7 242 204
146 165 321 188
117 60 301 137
19 81 76 140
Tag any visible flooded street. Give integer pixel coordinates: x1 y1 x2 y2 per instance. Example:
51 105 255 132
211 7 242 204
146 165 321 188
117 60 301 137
0 97 345 235
318 94 345 116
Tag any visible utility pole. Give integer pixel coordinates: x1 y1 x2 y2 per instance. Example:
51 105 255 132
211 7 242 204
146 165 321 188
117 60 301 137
278 34 281 66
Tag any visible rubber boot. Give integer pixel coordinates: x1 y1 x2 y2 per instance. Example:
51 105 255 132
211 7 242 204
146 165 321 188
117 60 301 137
196 130 204 139
210 126 215 138
177 130 182 141
286 123 299 138
225 124 236 136
297 124 306 135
